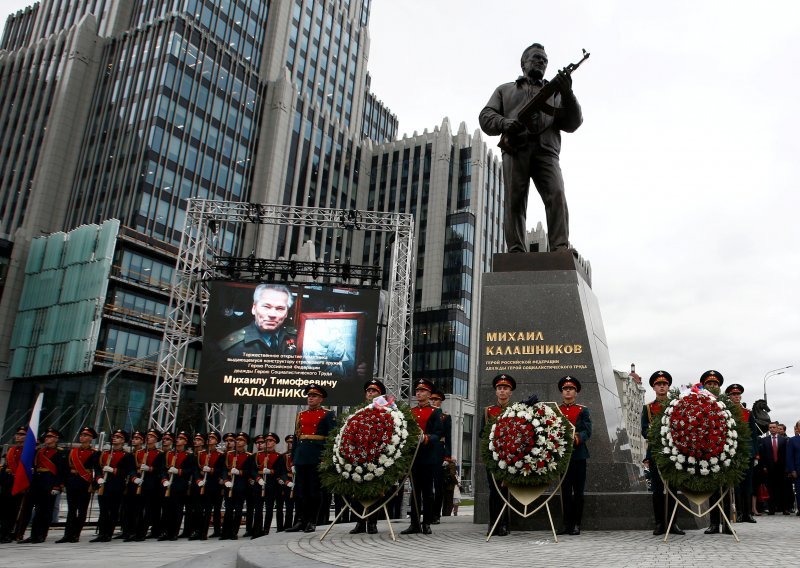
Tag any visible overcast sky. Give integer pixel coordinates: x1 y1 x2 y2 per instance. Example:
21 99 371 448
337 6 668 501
1 1 798 425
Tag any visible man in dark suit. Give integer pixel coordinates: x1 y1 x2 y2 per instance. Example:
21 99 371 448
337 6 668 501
429 388 452 524
759 420 788 514
785 420 800 516
401 379 444 536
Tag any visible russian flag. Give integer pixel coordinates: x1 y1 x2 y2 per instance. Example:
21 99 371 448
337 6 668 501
12 393 44 496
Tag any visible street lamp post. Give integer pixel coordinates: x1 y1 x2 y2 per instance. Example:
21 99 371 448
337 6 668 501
763 365 793 404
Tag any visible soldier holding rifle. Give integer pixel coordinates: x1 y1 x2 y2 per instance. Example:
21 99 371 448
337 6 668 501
92 429 134 542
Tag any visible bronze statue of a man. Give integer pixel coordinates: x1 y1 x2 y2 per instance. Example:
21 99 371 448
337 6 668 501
479 43 582 253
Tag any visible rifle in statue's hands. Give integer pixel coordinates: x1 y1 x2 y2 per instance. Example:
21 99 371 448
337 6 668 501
498 49 590 154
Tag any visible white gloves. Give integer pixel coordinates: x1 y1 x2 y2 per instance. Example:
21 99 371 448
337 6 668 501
133 477 144 486
162 480 171 488
230 467 240 476
140 464 151 472
168 466 179 474
224 481 233 488
197 480 206 487
258 478 265 486
103 465 115 473
51 489 60 496
97 478 106 485
203 466 211 473
286 481 294 488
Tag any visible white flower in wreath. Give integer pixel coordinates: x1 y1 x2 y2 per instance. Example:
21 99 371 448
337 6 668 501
392 435 401 445
687 456 696 464
498 460 507 470
730 430 738 438
532 419 541 427
393 417 402 426
367 463 376 472
677 454 685 464
352 473 362 482
400 430 408 439
384 458 395 468
507 466 517 474
675 462 683 470
716 402 726 409
355 466 363 474
671 447 678 455
724 459 731 467
710 457 719 465
670 455 677 462
515 460 523 468
344 464 352 472
699 460 708 468
663 447 672 454
364 473 375 481
711 465 720 473
342 472 350 479
661 426 669 435
700 468 710 476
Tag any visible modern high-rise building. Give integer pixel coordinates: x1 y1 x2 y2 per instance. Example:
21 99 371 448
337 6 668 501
0 0 501 482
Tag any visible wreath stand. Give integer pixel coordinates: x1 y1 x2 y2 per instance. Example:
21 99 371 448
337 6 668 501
320 440 421 542
663 482 738 543
486 471 566 542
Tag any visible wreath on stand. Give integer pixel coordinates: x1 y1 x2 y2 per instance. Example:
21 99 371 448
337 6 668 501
648 385 751 493
320 396 421 501
481 395 574 487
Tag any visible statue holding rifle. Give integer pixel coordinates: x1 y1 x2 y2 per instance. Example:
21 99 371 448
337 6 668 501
479 43 589 254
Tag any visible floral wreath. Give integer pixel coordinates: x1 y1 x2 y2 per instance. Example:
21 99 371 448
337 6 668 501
320 396 421 501
648 385 751 493
481 395 574 487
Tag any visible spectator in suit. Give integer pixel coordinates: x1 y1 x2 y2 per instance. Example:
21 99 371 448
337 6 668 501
785 420 800 516
758 421 789 515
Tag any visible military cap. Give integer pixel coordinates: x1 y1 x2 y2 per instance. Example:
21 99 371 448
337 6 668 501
558 376 582 392
253 434 266 443
649 370 673 387
492 374 517 390
364 379 387 395
131 430 145 440
284 434 296 443
207 431 220 443
146 429 163 441
194 432 207 443
223 432 236 441
414 378 435 392
176 430 190 441
79 426 98 439
15 426 27 435
700 370 724 387
161 431 175 441
303 383 328 398
265 432 280 443
725 383 744 395
44 427 61 438
236 431 250 443
112 429 130 442
430 389 446 401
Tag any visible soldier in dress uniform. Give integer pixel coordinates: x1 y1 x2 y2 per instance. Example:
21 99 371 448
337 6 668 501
159 431 197 540
430 388 452 524
244 434 265 537
59 426 101 543
191 431 224 540
557 376 591 536
220 432 251 540
181 432 206 538
725 383 758 524
350 379 387 535
641 371 685 536
483 373 516 536
92 429 134 542
209 432 235 537
127 429 163 541
18 427 67 543
250 432 286 536
0 426 26 543
286 384 336 533
119 430 145 540
279 434 296 531
218 284 298 357
401 378 444 536
699 370 735 534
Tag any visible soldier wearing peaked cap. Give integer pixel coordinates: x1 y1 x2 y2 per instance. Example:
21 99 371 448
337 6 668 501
430 388 452 524
220 432 252 540
191 431 224 540
279 434 296 531
91 429 135 542
483 373 516 536
286 384 336 533
557 376 592 536
247 432 286 536
642 371 685 536
58 426 101 543
700 370 724 390
159 431 197 540
128 429 163 541
401 379 444 536
364 379 387 398
119 430 145 540
724 383 758 524
18 428 67 543
0 426 27 542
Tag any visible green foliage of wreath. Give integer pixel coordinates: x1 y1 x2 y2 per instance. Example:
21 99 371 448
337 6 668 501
320 401 420 501
648 389 751 493
480 401 574 487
